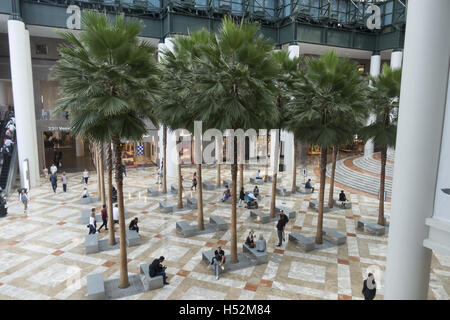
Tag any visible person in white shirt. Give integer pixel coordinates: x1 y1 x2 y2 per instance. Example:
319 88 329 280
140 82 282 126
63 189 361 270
4 138 12 148
61 173 68 192
256 169 262 179
83 169 89 184
50 164 57 175
113 204 119 224
88 209 96 234
82 187 89 198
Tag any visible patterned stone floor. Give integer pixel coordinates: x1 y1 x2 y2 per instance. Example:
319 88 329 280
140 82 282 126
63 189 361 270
0 164 449 300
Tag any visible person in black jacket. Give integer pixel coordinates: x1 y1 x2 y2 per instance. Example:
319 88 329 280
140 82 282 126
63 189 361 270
276 214 284 247
279 210 289 242
149 256 169 285
50 173 58 193
238 187 245 207
362 273 377 300
128 217 139 233
339 190 347 208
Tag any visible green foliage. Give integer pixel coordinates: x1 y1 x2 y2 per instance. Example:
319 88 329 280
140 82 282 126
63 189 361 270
52 10 160 143
286 50 368 147
359 64 402 148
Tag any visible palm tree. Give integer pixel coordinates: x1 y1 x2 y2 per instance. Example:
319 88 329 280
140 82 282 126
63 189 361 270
269 50 301 218
286 50 367 244
53 11 160 288
187 18 279 262
360 65 401 226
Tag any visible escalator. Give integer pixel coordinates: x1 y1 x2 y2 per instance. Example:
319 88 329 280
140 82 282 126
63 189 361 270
0 114 18 217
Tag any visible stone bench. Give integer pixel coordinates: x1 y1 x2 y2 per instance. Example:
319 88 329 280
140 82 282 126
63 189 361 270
333 198 352 209
322 227 346 245
250 177 264 184
147 188 162 197
170 184 178 194
357 219 386 235
202 250 228 274
210 215 227 231
296 185 313 194
288 232 315 252
242 243 268 265
126 229 140 247
159 201 175 213
276 187 291 196
81 196 98 204
202 182 216 190
139 263 164 291
186 197 198 209
81 209 128 224
308 200 330 213
85 234 99 254
275 206 296 219
222 179 231 187
176 220 197 237
86 273 105 300
249 210 271 223
221 196 232 204
268 176 281 183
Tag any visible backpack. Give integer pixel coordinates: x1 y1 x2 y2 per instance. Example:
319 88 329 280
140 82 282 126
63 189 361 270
282 213 289 225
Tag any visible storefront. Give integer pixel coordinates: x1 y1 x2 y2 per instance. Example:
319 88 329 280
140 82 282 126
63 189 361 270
120 140 158 167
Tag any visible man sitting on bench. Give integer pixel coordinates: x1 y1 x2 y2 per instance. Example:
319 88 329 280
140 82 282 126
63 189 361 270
305 179 315 193
128 217 139 233
149 256 169 285
210 246 226 280
339 190 347 208
221 186 231 202
253 186 260 198
256 169 262 180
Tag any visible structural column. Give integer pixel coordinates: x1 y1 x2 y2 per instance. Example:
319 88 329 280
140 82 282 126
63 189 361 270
364 52 381 158
384 0 450 299
8 19 40 188
75 137 85 157
387 49 403 159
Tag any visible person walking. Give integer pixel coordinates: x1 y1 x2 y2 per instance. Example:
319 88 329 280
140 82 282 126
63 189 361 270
113 203 119 224
191 172 197 191
276 214 284 247
97 204 108 232
362 273 377 300
42 166 48 179
50 163 58 175
156 165 162 184
238 187 245 207
50 173 58 193
61 172 68 192
279 209 289 242
82 169 89 184
88 209 97 235
20 189 28 213
122 164 127 177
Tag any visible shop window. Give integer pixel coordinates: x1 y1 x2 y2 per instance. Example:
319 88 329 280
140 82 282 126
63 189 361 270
36 44 48 55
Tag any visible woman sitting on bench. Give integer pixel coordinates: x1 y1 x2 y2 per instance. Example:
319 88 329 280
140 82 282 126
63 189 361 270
82 187 89 198
221 186 231 202
245 230 256 248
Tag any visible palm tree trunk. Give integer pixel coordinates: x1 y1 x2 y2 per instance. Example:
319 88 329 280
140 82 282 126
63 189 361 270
177 138 183 209
378 146 387 226
328 147 338 208
112 137 129 289
316 146 327 245
216 139 221 188
270 130 280 218
197 164 204 230
98 145 106 205
162 125 167 194
106 142 115 246
230 137 238 263
291 140 297 194
239 164 244 191
264 134 269 182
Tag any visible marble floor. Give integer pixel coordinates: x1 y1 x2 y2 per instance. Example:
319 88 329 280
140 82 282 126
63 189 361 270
0 164 449 300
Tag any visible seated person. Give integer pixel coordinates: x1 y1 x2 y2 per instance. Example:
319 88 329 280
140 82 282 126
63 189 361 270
113 204 119 224
253 186 260 198
210 246 226 280
245 230 255 248
221 186 231 202
305 179 315 193
128 217 139 233
255 169 262 179
112 186 118 203
82 187 89 198
149 256 169 285
256 234 266 252
339 190 347 208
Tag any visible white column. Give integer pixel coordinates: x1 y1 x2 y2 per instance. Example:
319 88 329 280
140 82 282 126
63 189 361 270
8 20 40 188
269 129 279 174
384 0 450 300
75 137 85 157
364 53 381 158
157 42 166 170
387 50 403 159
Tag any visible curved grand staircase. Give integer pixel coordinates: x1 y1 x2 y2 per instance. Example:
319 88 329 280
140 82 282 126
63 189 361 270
326 152 394 199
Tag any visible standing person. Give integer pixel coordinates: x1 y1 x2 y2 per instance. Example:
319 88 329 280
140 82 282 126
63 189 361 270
279 209 289 242
156 165 162 184
253 185 260 199
50 163 58 175
276 214 284 247
238 187 245 207
191 172 197 191
42 166 49 179
50 173 58 193
97 204 108 232
122 164 127 177
210 246 226 280
20 189 28 213
61 172 68 192
149 256 169 285
88 209 97 235
82 169 89 184
113 203 119 224
362 273 377 300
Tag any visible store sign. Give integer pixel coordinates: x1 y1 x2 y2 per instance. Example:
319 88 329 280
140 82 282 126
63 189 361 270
48 126 71 131
66 5 81 30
